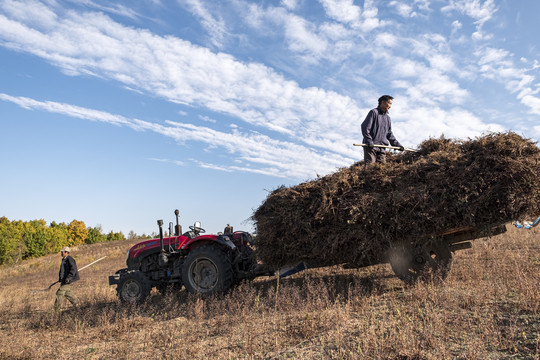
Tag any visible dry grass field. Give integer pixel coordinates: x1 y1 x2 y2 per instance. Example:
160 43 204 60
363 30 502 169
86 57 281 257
0 225 538 359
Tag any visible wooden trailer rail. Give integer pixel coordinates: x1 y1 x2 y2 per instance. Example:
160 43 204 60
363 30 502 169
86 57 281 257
438 224 508 252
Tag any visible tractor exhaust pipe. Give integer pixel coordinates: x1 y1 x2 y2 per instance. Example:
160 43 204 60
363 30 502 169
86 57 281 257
168 222 174 252
174 209 182 236
157 219 168 266
157 219 164 251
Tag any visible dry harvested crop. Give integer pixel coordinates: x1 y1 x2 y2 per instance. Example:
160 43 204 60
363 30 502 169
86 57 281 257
253 132 540 268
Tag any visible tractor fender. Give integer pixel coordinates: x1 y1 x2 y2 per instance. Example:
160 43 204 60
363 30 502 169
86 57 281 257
216 235 237 251
180 234 237 252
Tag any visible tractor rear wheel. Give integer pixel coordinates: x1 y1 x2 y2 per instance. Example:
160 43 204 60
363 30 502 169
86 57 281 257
182 245 233 295
388 240 453 285
117 271 152 304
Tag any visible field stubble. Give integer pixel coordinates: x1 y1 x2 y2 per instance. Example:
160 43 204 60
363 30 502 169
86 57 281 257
0 226 538 359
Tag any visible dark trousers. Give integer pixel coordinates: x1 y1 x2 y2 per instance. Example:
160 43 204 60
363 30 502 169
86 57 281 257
363 147 386 164
54 284 79 311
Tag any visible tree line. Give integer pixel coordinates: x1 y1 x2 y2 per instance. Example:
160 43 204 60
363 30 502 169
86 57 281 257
0 216 127 265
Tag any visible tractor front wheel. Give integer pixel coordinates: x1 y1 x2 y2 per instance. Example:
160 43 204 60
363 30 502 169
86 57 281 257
182 245 233 295
388 240 453 285
117 271 152 304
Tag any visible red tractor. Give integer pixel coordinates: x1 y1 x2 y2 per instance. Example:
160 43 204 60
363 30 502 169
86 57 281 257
109 210 267 303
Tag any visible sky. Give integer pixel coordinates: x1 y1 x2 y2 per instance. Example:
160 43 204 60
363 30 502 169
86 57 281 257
1 0 539 237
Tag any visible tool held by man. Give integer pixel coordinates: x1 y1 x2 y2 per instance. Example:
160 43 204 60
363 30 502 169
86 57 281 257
34 256 108 292
353 143 420 153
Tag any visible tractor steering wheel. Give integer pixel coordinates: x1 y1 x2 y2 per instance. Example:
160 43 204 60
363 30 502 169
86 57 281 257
189 225 206 234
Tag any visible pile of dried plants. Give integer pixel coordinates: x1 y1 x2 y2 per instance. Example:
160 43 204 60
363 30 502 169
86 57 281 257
253 132 540 268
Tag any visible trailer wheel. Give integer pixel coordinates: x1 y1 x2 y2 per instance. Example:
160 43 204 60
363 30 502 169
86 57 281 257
182 245 233 295
388 240 453 285
117 271 152 304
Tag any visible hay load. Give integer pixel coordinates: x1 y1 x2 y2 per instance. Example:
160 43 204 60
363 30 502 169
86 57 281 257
252 132 540 269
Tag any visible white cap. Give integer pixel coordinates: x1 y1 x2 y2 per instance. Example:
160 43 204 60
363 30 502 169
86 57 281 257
61 247 70 253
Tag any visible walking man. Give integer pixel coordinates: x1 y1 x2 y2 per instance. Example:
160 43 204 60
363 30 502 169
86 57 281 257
54 246 80 311
361 95 404 164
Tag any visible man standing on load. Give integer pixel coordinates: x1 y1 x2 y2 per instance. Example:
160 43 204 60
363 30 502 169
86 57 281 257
54 246 80 311
361 95 404 164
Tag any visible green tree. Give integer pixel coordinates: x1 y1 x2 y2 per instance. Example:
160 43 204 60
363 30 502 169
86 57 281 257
86 226 106 244
0 216 131 265
46 222 69 253
0 217 25 264
67 220 88 246
106 231 125 242
128 230 137 241
22 219 48 259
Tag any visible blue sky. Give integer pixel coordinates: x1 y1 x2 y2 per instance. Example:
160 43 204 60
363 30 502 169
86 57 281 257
1 0 539 237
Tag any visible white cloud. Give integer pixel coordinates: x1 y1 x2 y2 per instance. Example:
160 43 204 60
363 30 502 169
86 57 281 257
358 0 385 32
246 0 383 63
148 157 171 163
199 115 216 123
319 0 361 24
471 29 492 41
179 0 227 48
72 0 141 20
375 32 398 48
281 0 298 11
442 0 497 41
477 47 511 67
0 93 134 127
283 13 327 57
391 59 423 78
444 0 497 25
319 22 349 41
521 95 540 115
239 0 383 64
191 160 234 173
394 102 506 145
374 34 468 105
0 4 368 154
0 0 57 28
390 1 415 18
474 47 540 115
0 93 353 179
392 67 469 105
451 19 462 34
242 5 333 62
533 125 540 141
427 53 456 73
1 0 536 176
414 0 431 12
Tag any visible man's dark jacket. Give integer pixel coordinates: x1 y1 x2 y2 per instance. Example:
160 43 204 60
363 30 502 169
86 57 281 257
59 255 80 285
361 107 402 147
